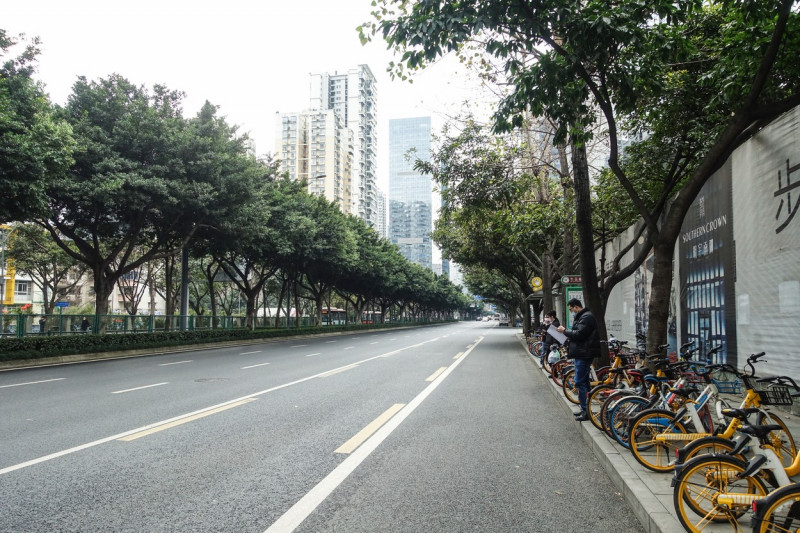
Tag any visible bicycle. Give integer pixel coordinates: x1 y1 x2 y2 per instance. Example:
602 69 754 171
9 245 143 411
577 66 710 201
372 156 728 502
585 339 646 429
675 353 797 468
594 339 694 434
751 481 800 533
604 343 699 448
670 378 800 533
630 352 797 473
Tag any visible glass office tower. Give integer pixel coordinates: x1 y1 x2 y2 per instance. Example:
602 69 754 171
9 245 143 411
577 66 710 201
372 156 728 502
389 117 433 270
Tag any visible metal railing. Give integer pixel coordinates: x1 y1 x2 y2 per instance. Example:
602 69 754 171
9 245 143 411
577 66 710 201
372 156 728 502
0 313 426 338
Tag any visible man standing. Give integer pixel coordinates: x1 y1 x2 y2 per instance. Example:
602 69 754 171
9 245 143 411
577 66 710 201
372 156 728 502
557 298 600 422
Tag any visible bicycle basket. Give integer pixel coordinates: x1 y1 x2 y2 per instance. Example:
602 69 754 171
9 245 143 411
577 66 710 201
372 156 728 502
711 378 742 394
741 376 794 405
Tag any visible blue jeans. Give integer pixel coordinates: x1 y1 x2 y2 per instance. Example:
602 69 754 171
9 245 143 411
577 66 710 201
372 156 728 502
573 358 592 411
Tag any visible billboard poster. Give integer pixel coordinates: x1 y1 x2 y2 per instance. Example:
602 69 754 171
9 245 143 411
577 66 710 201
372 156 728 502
678 160 736 365
732 106 800 377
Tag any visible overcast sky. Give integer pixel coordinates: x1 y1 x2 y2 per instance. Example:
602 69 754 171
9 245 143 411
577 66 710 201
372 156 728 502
4 0 494 191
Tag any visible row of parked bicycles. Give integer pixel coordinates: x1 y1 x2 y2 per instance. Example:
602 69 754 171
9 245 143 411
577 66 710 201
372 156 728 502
526 332 800 533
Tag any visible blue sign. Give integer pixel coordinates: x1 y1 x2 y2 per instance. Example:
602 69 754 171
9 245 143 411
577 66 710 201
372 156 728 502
56 301 69 308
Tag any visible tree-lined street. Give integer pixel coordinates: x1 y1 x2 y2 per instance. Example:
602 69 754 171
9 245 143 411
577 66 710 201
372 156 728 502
0 323 642 532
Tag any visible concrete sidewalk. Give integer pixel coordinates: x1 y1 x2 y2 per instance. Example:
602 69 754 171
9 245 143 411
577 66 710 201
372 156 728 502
517 334 800 533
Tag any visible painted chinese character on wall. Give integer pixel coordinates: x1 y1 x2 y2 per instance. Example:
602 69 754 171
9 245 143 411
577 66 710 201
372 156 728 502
775 158 800 233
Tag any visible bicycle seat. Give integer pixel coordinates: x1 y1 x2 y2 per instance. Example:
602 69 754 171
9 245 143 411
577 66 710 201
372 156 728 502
721 407 762 420
668 386 700 398
739 424 784 441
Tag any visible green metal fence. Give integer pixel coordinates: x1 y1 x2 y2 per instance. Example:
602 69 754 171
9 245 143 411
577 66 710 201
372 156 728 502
0 312 424 338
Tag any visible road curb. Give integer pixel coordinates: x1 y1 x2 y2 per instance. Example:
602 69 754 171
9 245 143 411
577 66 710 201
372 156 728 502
516 334 684 533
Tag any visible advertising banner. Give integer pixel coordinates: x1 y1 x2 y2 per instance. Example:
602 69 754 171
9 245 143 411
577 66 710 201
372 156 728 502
678 160 736 365
732 107 800 377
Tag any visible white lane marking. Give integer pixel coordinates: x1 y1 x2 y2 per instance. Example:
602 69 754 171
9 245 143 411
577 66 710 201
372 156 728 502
369 342 379 345
158 360 192 366
0 334 450 476
118 399 257 441
264 336 486 533
453 352 464 360
241 363 271 369
240 350 263 355
304 353 322 357
290 345 308 348
111 382 169 394
343 346 354 350
334 403 406 454
425 367 447 382
325 341 337 343
0 378 65 389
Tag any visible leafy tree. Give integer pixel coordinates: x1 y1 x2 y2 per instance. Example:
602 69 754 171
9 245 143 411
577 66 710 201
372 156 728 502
31 78 266 324
203 174 288 329
295 196 358 325
363 0 800 354
7 223 88 315
0 30 75 223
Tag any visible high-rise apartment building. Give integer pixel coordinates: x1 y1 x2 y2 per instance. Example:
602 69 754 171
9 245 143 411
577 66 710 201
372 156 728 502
389 116 433 270
310 65 378 227
274 109 354 213
374 190 388 239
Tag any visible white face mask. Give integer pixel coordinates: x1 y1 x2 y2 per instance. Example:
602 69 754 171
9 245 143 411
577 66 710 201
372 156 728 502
570 311 577 320
544 318 551 325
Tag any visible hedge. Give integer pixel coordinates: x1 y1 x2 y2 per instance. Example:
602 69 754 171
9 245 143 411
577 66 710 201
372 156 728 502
0 321 438 363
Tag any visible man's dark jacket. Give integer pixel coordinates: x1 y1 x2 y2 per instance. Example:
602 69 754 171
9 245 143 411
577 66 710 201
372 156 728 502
564 309 600 360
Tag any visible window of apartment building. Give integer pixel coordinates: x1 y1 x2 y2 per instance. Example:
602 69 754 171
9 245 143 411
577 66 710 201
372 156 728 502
15 280 31 297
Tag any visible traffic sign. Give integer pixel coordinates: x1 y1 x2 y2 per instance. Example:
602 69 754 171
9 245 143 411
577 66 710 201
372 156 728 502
530 277 543 290
561 275 582 284
55 301 69 308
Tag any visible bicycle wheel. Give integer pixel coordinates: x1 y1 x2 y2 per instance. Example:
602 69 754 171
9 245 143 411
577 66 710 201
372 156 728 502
629 408 687 472
551 361 570 387
562 368 579 404
587 384 617 430
673 455 768 533
757 411 798 468
608 396 650 448
541 352 553 375
752 483 800 533
600 389 635 436
530 341 544 358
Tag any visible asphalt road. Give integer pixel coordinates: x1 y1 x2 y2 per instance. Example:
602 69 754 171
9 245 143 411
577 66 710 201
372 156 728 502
0 322 645 532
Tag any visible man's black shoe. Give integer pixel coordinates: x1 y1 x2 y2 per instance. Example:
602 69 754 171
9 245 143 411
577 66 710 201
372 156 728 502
573 410 587 418
575 412 590 422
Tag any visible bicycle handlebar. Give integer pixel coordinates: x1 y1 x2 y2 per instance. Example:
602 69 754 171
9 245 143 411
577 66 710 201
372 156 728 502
756 375 800 391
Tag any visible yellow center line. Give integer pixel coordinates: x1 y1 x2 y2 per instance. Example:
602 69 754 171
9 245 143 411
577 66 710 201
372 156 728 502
117 398 257 441
318 364 359 378
453 351 465 360
334 403 406 454
426 367 448 382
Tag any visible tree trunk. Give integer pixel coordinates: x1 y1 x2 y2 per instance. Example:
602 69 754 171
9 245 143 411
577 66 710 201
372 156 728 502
274 277 287 328
571 138 609 367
